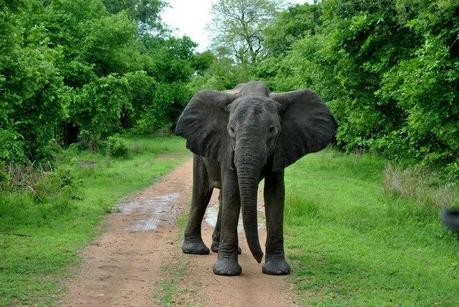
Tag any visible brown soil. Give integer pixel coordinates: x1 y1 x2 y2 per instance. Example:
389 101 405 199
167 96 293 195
60 158 298 306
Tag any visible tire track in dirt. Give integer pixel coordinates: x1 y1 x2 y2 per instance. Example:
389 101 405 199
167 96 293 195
60 159 193 306
60 158 298 306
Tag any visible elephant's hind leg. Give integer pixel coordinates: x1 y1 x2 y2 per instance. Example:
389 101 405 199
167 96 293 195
182 157 213 255
211 193 242 254
210 193 222 253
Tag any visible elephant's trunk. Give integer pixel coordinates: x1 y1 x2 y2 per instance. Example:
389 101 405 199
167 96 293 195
235 144 264 263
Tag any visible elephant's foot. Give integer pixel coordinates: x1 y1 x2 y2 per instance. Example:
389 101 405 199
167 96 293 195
182 238 210 255
262 257 291 275
213 257 242 276
211 241 242 254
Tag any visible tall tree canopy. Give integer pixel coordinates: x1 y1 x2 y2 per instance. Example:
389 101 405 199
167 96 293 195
1 0 457 176
0 0 205 161
209 0 284 64
102 0 165 32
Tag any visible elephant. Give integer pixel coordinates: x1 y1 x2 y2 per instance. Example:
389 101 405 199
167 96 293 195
175 81 336 276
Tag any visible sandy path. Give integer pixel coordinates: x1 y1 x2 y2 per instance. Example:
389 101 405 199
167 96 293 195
61 158 298 306
180 191 298 307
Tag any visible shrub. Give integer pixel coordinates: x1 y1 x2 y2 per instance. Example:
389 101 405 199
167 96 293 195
34 166 79 203
0 161 9 187
135 82 192 133
71 75 129 146
105 135 129 158
0 129 25 163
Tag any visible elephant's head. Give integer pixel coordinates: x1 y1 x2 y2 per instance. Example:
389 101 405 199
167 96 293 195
175 81 337 263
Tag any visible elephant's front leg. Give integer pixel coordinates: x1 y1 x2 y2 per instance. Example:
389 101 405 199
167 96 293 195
213 169 242 276
262 170 291 275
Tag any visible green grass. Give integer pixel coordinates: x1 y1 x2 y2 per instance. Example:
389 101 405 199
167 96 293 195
284 149 459 306
155 210 190 306
157 255 189 306
0 136 188 306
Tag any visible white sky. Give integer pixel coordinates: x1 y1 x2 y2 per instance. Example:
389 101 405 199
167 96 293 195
161 0 314 52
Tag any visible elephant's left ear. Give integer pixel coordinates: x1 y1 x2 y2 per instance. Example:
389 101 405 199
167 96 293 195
270 90 337 171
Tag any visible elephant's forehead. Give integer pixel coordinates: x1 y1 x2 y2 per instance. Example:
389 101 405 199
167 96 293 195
230 98 278 120
233 96 275 108
233 98 265 114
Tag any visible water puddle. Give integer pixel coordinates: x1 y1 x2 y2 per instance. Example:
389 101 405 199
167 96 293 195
204 201 266 232
118 193 180 232
204 203 219 228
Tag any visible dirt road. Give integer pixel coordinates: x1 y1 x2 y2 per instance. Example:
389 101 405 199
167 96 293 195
61 158 298 306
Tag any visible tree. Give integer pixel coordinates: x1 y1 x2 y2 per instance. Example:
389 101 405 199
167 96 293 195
209 0 284 64
263 3 321 56
1 0 64 161
257 0 458 175
0 0 204 161
102 0 165 32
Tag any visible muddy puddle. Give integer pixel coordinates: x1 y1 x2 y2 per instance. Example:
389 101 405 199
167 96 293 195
116 186 265 234
204 195 266 231
118 192 181 232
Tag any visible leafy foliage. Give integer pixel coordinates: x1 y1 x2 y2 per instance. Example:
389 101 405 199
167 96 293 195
105 134 129 158
0 0 201 163
1 0 457 178
255 0 459 176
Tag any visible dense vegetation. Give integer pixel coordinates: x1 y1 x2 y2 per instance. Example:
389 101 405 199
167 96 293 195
267 0 458 176
0 0 210 165
1 0 457 176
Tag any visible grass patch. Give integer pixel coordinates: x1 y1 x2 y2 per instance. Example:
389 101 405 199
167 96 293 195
155 211 191 306
383 163 458 212
158 257 189 306
284 149 459 306
0 135 188 306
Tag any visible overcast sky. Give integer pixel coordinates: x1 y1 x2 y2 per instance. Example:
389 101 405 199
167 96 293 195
161 0 314 52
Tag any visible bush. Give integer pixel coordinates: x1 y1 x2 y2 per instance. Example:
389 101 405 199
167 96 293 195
135 82 191 133
0 161 9 187
34 166 79 203
71 74 129 145
0 129 25 163
105 135 129 158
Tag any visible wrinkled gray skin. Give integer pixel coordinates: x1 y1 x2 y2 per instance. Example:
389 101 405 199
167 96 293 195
175 81 336 276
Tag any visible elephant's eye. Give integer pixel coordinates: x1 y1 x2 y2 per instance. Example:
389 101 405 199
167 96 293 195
269 125 275 133
229 126 235 134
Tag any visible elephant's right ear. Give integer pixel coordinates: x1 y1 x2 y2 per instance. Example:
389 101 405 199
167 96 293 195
175 91 238 162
